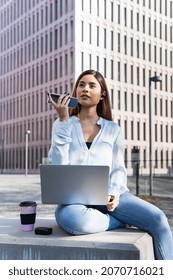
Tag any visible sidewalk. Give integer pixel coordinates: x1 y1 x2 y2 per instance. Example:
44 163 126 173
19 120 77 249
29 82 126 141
0 174 54 218
0 174 173 232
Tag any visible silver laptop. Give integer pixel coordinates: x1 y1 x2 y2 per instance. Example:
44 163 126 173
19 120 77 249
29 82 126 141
40 164 109 205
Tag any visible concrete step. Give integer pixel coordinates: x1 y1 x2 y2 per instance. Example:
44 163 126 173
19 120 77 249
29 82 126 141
0 218 154 260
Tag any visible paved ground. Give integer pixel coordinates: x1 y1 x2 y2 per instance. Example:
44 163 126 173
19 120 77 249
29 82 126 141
0 174 173 232
0 174 54 218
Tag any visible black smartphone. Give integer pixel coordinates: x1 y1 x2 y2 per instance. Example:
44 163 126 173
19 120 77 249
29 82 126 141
35 227 53 235
47 93 78 108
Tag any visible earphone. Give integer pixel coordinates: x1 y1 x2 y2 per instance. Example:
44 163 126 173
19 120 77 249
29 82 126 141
101 91 106 98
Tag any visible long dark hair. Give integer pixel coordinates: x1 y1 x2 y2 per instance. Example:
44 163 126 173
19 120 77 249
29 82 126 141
69 70 113 121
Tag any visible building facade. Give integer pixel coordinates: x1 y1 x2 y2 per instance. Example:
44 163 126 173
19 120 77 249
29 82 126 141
0 0 173 175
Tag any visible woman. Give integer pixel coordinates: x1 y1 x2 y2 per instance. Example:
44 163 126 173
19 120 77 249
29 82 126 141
48 69 173 260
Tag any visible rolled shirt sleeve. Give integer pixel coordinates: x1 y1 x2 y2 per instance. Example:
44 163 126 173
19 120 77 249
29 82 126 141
48 119 72 165
108 127 128 199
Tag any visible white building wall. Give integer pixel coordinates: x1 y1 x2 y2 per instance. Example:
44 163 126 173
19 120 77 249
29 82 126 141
73 0 173 175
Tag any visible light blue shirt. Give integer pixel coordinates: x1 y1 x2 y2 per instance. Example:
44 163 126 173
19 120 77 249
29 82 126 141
48 116 129 198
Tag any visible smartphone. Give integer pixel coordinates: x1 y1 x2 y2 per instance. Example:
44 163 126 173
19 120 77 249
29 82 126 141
47 93 78 108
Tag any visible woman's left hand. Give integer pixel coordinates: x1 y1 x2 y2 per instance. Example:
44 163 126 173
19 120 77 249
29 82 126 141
107 195 119 212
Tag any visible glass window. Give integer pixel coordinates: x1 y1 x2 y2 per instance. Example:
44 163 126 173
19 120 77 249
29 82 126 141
160 47 162 64
81 52 84 72
104 0 106 19
160 0 162 13
89 23 91 44
143 41 145 59
89 54 92 69
111 59 114 79
111 2 114 21
131 120 134 140
124 63 127 83
165 24 167 41
143 149 146 168
148 17 151 35
131 37 133 56
131 10 133 28
81 21 84 42
104 28 106 48
131 65 133 84
65 23 68 44
137 39 139 58
154 19 156 37
124 120 127 139
97 26 99 46
143 68 146 87
165 0 167 15
170 26 172 43
143 15 145 33
96 56 99 71
60 25 63 47
55 0 58 19
148 43 151 61
137 121 140 140
89 0 92 13
137 12 139 31
137 67 140 85
143 122 146 140
160 22 162 39
131 92 134 111
118 61 121 81
118 33 120 52
104 58 106 78
137 93 140 112
124 35 127 54
160 99 163 116
160 151 163 168
118 4 120 24
81 0 84 11
155 150 158 168
97 0 99 16
154 0 157 11
118 90 121 110
111 30 114 50
124 7 127 26
165 74 168 91
110 88 114 108
124 91 127 110
154 97 157 115
154 45 157 63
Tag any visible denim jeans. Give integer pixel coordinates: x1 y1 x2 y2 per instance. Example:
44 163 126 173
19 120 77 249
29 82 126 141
55 192 173 260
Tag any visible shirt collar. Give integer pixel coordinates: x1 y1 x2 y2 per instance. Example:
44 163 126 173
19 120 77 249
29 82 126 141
72 115 104 126
96 117 103 125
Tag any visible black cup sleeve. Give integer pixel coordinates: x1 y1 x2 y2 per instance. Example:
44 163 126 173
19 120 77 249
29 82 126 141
20 213 36 225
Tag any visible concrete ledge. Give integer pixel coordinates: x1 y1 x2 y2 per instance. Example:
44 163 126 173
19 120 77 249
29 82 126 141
0 217 155 260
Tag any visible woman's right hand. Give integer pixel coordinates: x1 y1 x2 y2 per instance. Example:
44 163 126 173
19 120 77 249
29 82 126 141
48 93 70 122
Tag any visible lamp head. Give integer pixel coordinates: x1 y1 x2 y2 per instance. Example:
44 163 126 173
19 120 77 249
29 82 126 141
149 76 162 83
26 130 31 134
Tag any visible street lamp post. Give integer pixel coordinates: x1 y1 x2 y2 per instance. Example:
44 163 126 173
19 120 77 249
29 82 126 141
149 76 162 196
0 139 4 174
132 146 140 195
25 130 31 176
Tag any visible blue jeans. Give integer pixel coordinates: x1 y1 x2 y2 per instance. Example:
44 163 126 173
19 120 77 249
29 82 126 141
55 192 173 260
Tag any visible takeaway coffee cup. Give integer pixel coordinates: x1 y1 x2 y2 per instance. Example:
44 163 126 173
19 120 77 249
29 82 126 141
19 201 37 231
